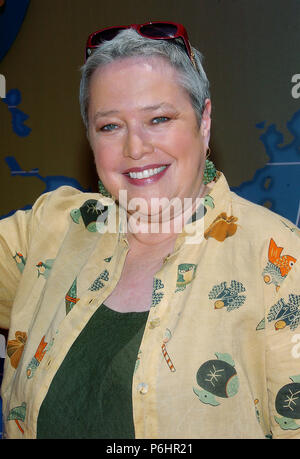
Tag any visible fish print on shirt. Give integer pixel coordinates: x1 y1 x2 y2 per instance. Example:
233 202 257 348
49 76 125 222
26 335 54 379
262 238 296 291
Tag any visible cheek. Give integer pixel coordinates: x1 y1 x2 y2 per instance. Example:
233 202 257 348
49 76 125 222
94 152 114 176
93 148 124 188
168 131 203 165
91 138 118 171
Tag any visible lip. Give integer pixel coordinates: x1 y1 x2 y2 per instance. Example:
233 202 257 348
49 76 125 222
123 163 170 186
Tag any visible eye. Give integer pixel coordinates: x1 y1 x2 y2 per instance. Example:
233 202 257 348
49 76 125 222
99 123 118 132
152 116 170 124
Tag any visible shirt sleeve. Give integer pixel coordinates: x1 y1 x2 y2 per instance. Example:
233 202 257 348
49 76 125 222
0 193 49 329
266 257 300 438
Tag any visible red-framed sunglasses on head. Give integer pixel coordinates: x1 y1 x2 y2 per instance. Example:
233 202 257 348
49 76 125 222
85 21 196 68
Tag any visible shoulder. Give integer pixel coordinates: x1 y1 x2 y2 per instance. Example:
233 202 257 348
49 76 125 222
0 186 102 243
32 185 101 213
26 186 109 236
29 185 109 222
230 190 300 255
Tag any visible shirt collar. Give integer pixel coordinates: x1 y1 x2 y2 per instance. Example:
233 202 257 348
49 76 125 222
98 171 232 246
183 171 231 231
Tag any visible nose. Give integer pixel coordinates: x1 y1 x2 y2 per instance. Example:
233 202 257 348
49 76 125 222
123 125 154 159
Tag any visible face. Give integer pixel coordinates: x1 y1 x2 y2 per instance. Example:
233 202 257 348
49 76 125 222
88 56 211 219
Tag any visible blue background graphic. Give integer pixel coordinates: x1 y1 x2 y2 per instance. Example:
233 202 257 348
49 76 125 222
0 0 30 62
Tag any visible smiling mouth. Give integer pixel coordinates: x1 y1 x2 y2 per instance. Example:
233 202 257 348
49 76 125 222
127 165 167 179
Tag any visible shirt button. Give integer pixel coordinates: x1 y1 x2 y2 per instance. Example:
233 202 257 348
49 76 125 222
149 318 160 329
137 382 148 394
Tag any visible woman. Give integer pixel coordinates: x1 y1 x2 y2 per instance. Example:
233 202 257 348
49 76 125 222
0 22 299 439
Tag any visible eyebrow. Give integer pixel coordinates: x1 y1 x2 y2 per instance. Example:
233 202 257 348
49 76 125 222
93 110 119 123
93 102 176 122
140 102 176 112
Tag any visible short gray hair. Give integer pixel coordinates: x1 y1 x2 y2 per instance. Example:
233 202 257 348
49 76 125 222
79 28 210 130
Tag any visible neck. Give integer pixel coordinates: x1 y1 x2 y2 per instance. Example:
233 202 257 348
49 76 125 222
125 190 206 251
127 228 178 250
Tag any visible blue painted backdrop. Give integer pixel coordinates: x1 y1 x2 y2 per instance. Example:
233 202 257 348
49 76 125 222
232 109 300 229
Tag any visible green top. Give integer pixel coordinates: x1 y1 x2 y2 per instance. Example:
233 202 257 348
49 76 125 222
37 304 149 439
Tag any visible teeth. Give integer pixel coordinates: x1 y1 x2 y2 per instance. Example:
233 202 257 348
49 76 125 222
129 166 167 179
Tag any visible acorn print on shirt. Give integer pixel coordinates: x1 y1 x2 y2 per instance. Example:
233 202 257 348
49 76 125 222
267 294 300 331
208 280 246 311
88 269 109 291
151 278 164 306
262 238 296 291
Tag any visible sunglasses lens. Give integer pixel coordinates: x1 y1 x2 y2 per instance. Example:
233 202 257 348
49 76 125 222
86 23 193 65
90 27 126 46
140 22 178 38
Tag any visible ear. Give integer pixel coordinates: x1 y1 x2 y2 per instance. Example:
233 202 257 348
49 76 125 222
200 99 212 144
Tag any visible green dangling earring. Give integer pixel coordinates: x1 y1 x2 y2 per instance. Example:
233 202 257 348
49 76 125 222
98 179 112 198
203 158 217 185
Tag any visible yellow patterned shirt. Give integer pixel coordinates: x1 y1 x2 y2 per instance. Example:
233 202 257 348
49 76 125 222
1 173 300 439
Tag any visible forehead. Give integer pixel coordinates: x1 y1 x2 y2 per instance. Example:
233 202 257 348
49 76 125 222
88 56 190 110
92 55 178 82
